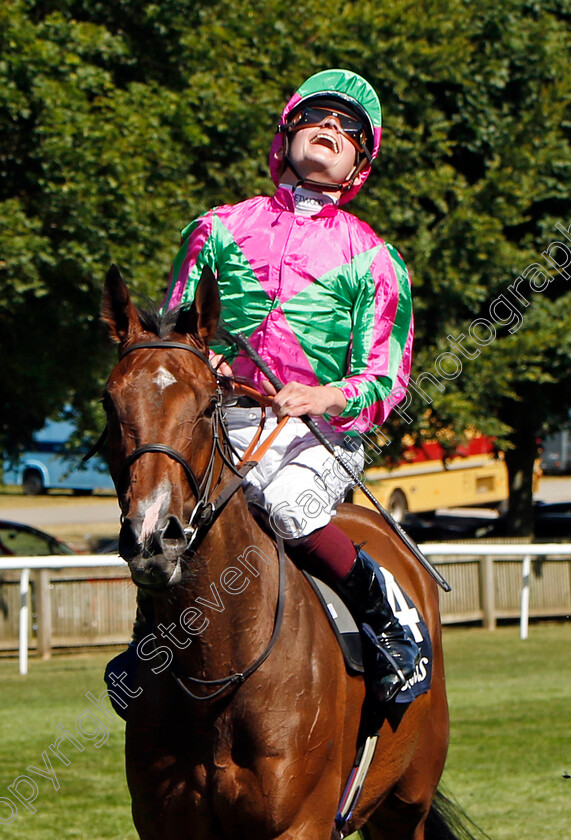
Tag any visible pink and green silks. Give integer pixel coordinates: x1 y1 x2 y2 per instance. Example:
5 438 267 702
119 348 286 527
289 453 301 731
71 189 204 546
163 186 413 434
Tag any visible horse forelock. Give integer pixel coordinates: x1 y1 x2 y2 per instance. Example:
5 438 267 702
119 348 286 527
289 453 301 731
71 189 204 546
122 303 235 397
136 304 183 340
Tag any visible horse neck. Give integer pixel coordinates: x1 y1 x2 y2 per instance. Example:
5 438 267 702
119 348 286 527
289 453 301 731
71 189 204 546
153 489 281 679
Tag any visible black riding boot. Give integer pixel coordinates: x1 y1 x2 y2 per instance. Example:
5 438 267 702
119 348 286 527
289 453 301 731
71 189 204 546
104 590 154 720
334 549 420 704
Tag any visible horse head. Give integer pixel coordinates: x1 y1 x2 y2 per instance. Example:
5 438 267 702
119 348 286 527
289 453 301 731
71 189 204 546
102 264 223 592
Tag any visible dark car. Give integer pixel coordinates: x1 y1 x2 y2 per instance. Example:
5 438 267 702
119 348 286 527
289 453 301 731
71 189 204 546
533 501 571 539
0 520 77 556
400 511 501 542
402 502 571 542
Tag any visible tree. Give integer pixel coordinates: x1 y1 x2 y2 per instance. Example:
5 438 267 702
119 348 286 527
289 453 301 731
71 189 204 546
363 0 571 534
0 0 204 447
1 0 570 535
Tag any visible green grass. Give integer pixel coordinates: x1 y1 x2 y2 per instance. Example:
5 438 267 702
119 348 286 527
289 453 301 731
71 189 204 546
441 622 571 840
0 623 569 838
0 654 136 839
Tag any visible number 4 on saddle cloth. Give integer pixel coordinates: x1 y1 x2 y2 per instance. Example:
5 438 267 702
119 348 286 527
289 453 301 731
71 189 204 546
305 565 432 705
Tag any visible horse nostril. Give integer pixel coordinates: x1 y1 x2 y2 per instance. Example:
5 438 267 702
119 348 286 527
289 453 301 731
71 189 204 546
149 515 187 560
162 516 186 544
119 517 142 561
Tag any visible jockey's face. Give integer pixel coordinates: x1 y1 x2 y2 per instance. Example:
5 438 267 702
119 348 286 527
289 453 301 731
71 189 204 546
283 112 362 191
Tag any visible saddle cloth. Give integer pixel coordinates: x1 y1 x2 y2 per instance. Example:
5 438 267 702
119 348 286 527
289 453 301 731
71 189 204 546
304 568 433 705
247 502 433 704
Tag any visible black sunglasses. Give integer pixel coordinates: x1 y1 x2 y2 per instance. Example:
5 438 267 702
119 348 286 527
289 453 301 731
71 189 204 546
290 106 368 150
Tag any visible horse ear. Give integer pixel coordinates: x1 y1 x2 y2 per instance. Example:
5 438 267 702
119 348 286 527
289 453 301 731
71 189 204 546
175 266 220 342
102 265 141 344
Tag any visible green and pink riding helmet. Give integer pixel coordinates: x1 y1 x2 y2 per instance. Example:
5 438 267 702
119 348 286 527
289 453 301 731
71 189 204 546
269 68 383 204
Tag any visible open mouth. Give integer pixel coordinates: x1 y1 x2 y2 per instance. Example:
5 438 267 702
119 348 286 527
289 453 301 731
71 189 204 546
310 132 339 153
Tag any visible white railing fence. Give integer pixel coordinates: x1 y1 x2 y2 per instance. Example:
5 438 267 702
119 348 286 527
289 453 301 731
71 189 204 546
422 543 571 638
1 545 570 675
1 556 125 675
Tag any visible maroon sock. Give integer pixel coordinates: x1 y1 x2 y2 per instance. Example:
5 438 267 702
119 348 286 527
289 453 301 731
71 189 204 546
286 522 356 586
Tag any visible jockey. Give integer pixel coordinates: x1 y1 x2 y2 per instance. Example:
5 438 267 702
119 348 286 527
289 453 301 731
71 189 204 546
108 69 419 712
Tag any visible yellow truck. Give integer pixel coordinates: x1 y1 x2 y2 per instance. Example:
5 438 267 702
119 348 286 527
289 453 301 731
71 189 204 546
354 436 512 522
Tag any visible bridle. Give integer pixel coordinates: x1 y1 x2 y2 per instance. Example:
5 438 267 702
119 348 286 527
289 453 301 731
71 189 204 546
114 339 247 549
109 338 287 701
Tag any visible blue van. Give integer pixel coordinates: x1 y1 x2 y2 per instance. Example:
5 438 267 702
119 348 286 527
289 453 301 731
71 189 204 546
2 418 115 495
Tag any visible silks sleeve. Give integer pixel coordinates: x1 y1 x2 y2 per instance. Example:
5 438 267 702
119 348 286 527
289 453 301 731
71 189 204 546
162 211 217 311
327 242 414 434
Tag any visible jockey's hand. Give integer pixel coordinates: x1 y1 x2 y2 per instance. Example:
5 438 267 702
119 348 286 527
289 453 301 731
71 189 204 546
209 352 233 378
262 380 347 419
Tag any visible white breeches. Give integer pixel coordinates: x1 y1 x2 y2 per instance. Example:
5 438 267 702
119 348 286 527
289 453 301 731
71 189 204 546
225 407 364 540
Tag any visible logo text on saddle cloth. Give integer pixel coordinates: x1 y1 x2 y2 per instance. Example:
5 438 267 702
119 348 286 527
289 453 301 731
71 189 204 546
376 567 432 704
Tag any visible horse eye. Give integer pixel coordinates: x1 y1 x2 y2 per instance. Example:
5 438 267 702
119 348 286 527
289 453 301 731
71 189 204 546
101 392 115 416
203 400 216 418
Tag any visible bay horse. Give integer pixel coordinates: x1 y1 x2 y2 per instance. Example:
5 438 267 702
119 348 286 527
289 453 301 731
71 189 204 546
101 264 458 840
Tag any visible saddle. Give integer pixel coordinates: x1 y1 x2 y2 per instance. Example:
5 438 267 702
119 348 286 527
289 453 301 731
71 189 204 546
303 573 364 674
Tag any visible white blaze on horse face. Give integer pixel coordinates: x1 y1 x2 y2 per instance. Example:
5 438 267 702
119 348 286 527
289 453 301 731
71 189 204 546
153 367 177 392
140 486 170 541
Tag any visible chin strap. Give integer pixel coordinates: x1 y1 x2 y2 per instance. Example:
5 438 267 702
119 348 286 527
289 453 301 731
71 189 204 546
284 153 348 193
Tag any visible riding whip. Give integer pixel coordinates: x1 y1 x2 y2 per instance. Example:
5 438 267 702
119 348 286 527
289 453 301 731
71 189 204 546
218 328 451 593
